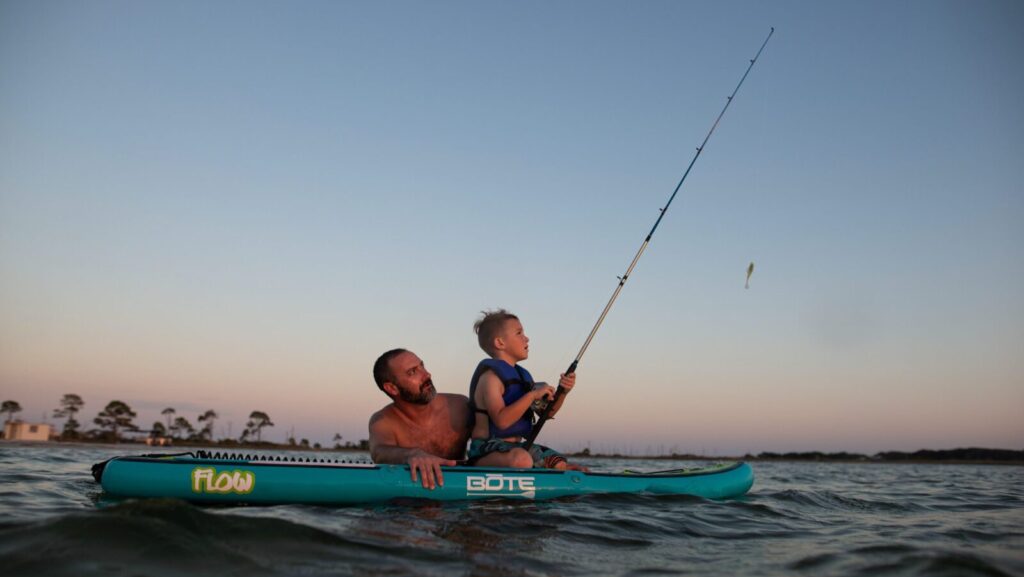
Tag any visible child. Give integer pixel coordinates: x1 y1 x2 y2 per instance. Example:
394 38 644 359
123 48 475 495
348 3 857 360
467 309 585 470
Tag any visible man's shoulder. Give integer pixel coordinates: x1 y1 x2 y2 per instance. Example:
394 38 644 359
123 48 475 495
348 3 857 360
369 403 398 427
438 392 469 409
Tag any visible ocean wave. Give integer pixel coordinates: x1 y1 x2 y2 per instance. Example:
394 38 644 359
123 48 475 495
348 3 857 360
1 447 1021 577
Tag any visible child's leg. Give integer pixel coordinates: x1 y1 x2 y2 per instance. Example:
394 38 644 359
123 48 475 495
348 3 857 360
530 444 590 472
474 448 533 468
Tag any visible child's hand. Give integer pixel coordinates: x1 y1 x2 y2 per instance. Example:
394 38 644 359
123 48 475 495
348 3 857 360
559 372 576 392
531 383 556 401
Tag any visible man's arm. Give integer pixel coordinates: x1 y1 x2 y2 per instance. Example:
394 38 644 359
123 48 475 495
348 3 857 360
368 409 453 489
372 444 430 464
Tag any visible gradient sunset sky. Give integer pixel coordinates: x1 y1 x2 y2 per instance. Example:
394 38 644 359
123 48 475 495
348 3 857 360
1 0 1021 454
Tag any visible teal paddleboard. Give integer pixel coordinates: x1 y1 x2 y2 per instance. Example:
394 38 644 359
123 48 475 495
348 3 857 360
92 452 754 504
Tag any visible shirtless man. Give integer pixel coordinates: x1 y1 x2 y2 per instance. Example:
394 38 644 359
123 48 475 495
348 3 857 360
368 348 471 489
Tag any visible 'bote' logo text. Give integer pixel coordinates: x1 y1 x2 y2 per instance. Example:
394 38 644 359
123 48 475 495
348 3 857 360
191 467 255 495
466 474 536 498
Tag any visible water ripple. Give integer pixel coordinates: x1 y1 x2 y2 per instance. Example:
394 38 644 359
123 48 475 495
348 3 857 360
0 446 1021 577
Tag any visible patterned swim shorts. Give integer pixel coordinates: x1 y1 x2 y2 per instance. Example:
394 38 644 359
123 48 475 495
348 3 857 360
467 438 567 468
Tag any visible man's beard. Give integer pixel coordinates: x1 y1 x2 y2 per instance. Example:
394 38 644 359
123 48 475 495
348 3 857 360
398 379 436 405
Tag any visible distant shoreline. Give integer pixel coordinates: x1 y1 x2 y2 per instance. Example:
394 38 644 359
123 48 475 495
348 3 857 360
575 454 1024 466
4 439 1022 466
564 448 1024 466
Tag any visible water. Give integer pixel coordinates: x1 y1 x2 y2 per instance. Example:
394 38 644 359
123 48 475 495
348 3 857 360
1 444 1022 576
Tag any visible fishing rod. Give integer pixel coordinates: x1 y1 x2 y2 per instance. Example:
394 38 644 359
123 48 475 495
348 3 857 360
524 27 774 451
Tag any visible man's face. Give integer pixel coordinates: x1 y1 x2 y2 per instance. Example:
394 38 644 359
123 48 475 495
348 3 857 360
387 351 436 405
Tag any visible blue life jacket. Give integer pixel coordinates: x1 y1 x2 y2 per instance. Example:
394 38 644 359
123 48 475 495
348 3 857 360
468 359 535 439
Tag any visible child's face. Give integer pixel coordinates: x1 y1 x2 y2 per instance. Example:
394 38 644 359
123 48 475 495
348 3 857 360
499 319 529 362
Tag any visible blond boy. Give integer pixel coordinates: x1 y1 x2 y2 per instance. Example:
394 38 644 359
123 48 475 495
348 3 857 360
467 309 585 470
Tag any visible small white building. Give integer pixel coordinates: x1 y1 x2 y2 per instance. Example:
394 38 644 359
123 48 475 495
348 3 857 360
3 421 52 441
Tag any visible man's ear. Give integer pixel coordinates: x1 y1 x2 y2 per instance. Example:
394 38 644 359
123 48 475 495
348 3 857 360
382 381 399 398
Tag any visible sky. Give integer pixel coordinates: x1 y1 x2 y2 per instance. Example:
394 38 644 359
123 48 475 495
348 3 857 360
1 0 1021 455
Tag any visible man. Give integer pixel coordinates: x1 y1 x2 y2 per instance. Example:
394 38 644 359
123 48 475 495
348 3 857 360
368 348 471 489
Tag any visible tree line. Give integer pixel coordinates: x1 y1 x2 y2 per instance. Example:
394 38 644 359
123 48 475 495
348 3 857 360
2 396 272 443
0 396 366 448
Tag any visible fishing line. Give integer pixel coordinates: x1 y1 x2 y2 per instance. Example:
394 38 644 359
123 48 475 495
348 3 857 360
524 28 775 451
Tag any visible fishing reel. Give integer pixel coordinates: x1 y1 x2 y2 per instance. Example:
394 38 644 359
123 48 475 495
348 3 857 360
531 382 552 413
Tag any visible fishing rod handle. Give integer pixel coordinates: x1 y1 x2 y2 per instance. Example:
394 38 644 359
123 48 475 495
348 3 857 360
521 360 577 450
565 359 579 375
522 387 563 450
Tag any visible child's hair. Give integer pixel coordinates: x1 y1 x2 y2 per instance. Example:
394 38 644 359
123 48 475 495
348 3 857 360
473 309 519 356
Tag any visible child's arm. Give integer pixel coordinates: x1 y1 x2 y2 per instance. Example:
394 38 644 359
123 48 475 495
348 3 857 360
478 371 554 430
545 372 576 416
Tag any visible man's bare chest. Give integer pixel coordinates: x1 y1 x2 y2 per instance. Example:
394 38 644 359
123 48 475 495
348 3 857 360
395 414 465 459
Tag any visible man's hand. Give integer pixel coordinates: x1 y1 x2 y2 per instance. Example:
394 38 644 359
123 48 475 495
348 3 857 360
407 450 455 490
